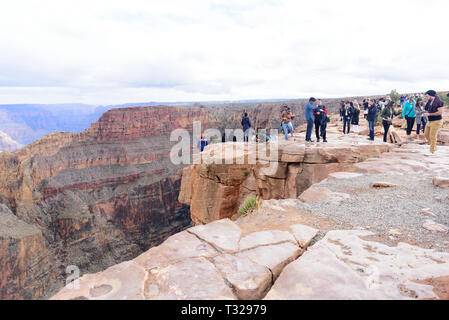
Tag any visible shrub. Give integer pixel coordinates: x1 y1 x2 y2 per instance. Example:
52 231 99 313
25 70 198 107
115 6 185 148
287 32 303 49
239 198 259 216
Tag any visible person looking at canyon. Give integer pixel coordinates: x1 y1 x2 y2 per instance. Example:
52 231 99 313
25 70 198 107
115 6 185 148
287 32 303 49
305 98 319 142
314 99 328 142
402 97 416 141
280 105 295 141
241 112 251 142
380 100 399 143
423 90 444 156
414 98 427 135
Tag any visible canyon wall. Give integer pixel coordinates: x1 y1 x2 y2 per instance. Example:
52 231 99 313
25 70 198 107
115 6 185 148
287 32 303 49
1 100 326 299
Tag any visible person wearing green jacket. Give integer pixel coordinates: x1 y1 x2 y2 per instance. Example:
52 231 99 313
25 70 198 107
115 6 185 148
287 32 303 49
381 101 400 143
402 98 416 140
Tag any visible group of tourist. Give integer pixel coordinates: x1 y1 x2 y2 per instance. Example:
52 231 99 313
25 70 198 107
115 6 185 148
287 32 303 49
198 90 445 156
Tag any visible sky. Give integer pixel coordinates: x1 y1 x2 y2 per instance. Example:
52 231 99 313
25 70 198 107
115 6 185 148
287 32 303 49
1 0 448 105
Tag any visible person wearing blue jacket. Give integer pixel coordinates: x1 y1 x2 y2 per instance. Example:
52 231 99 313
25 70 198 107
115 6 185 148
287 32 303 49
402 98 416 140
304 97 319 142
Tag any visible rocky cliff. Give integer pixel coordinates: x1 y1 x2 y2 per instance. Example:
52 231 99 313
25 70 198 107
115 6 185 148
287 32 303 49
51 132 449 300
0 105 227 299
1 100 330 299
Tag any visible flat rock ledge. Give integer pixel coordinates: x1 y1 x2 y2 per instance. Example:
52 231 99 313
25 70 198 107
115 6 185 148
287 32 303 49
51 218 318 300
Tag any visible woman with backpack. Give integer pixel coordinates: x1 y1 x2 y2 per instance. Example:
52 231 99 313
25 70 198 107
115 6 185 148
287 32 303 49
351 102 361 134
414 98 427 135
402 97 416 141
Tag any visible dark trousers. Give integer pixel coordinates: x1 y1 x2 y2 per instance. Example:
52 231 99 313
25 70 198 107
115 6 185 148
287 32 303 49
306 119 314 141
320 121 327 141
368 121 375 140
343 118 351 134
382 120 391 142
405 116 415 136
315 117 322 140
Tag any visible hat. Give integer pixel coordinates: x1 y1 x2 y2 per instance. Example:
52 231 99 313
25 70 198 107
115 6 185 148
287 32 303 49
425 90 437 97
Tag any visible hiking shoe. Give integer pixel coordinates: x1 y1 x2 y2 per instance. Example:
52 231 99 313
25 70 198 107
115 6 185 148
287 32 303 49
323 139 328 143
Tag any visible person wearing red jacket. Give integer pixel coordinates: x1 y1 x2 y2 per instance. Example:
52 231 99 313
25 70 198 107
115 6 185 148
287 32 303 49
314 99 328 142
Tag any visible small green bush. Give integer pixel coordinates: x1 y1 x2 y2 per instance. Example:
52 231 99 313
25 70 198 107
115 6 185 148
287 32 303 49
239 198 258 216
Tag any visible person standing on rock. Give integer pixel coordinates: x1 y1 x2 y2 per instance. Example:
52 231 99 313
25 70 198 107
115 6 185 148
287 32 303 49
414 98 427 135
341 101 353 135
351 102 361 134
241 112 251 142
314 99 328 142
423 90 444 156
305 98 319 142
402 97 416 141
281 105 295 141
367 100 377 141
380 101 399 143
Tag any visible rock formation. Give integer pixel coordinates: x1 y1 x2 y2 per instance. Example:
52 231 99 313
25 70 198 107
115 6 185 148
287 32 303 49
52 131 449 301
179 133 391 224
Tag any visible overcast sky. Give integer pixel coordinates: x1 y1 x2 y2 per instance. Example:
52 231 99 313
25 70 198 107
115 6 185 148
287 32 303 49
1 0 448 105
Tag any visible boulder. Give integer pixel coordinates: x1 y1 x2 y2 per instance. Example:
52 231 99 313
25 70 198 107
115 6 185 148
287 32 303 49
422 220 449 234
433 177 449 188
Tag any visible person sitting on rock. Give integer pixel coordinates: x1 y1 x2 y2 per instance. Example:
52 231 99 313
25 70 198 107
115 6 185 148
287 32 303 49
281 105 295 141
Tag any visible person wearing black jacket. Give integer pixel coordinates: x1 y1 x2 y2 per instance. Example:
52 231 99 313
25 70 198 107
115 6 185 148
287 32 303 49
340 101 353 134
366 100 378 141
241 113 251 142
314 99 328 142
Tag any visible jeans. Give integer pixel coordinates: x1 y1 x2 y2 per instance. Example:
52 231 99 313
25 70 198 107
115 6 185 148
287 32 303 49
405 116 415 136
343 118 351 134
382 120 391 142
416 119 427 134
424 120 443 153
306 119 314 141
282 122 294 140
368 121 375 140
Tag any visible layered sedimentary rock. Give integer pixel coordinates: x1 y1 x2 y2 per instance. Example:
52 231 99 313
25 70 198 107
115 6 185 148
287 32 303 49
179 136 391 225
0 105 225 299
2 100 337 300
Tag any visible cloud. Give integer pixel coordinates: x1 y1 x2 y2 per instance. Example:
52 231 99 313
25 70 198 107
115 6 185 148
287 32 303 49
0 0 448 104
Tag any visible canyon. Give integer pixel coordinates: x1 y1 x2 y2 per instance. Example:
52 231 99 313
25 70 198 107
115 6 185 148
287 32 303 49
51 129 449 300
0 99 343 300
1 99 448 300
